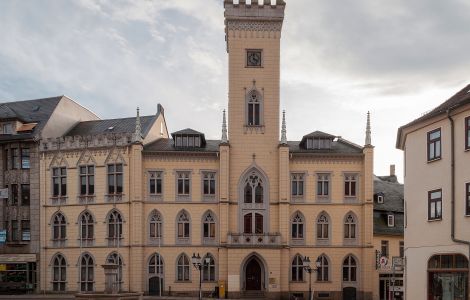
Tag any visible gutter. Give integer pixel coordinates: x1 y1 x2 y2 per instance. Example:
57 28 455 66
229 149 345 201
447 110 470 269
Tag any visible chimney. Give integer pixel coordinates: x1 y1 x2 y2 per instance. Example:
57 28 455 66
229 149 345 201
390 164 396 177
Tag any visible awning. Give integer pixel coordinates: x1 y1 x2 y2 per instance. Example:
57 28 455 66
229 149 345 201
0 254 37 263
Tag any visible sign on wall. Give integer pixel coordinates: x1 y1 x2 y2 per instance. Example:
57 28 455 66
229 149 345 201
0 230 6 243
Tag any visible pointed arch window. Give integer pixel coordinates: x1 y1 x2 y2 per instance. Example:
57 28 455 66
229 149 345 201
244 173 264 203
79 212 94 246
176 211 190 243
52 213 66 241
316 255 329 282
202 254 216 282
107 210 123 246
247 90 262 126
149 211 162 240
202 211 216 242
176 254 190 281
106 252 123 290
291 255 304 282
342 255 357 282
79 253 94 292
317 213 329 240
344 213 357 239
148 253 164 275
52 254 66 291
291 212 304 244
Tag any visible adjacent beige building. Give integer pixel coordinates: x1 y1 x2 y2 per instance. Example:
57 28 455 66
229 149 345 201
34 1 376 299
397 84 470 300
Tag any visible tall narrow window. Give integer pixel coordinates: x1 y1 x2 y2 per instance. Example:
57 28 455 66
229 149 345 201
387 214 395 227
255 213 263 234
80 166 95 196
202 254 216 282
149 171 162 195
176 254 190 281
10 184 18 205
21 148 30 169
149 211 162 240
177 211 190 242
466 183 470 216
344 213 357 239
177 172 190 196
291 212 304 242
244 174 264 203
316 214 329 240
79 254 94 292
11 220 19 241
203 172 216 196
52 167 67 197
80 212 94 243
427 128 441 161
466 117 470 150
21 184 30 206
107 164 123 194
291 255 304 282
243 214 252 234
399 241 405 258
428 189 442 220
381 240 389 258
52 213 66 241
316 255 329 282
11 148 19 169
52 254 66 291
106 253 123 290
344 174 357 197
21 220 30 241
291 173 304 198
247 91 261 126
317 174 330 198
342 255 357 282
203 212 216 241
4 148 9 170
148 253 164 276
107 210 123 243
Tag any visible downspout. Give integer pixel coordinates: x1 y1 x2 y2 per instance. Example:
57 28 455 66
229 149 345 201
447 110 470 295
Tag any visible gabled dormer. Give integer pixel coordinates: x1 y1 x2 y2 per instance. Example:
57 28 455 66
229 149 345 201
172 128 206 148
299 131 335 150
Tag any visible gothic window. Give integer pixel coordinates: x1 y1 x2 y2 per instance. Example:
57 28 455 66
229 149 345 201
52 254 66 291
176 253 190 281
52 213 66 241
316 255 329 282
344 213 357 239
176 172 191 197
148 253 164 276
202 172 216 196
202 211 216 242
202 254 216 282
79 211 94 244
342 255 357 282
247 90 262 126
317 173 330 199
344 174 358 198
176 211 190 243
291 173 304 199
291 255 304 282
79 253 94 292
316 213 330 240
107 163 123 195
106 252 123 290
291 212 304 242
149 210 163 240
107 210 123 244
244 173 264 203
79 165 95 196
149 171 163 195
244 213 263 234
52 167 67 197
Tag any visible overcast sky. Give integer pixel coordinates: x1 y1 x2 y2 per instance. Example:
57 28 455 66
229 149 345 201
1 0 469 180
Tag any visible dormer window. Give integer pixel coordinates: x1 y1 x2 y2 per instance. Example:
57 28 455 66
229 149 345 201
300 131 335 150
306 138 332 149
2 123 13 134
387 214 395 227
378 195 384 204
172 129 206 149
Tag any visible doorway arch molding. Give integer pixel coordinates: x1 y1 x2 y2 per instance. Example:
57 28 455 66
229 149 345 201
240 252 269 292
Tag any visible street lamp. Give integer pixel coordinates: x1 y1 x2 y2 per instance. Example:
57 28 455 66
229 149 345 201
192 253 210 300
302 256 322 300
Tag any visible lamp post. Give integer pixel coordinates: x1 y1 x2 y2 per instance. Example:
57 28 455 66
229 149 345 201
302 256 321 300
192 253 210 300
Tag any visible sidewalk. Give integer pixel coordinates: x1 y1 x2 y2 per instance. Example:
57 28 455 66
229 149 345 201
0 296 227 300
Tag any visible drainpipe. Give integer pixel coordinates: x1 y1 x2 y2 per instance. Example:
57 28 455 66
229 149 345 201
447 110 470 295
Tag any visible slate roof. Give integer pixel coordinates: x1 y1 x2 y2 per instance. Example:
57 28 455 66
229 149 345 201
373 175 404 236
65 115 157 137
172 128 204 136
397 83 470 147
0 96 62 142
288 138 363 155
302 131 336 139
143 138 220 153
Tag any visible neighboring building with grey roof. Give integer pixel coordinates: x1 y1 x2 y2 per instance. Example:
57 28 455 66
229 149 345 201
0 95 98 293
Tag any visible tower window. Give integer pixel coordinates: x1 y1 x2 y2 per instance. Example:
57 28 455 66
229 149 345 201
246 90 262 126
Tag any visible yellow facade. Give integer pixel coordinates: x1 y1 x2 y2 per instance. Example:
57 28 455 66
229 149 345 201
39 1 375 299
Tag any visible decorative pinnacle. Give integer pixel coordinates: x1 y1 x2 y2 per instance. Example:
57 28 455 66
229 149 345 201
221 109 228 143
281 109 287 144
134 107 143 143
365 111 371 146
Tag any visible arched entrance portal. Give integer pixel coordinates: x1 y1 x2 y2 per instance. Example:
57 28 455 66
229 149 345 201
242 255 266 292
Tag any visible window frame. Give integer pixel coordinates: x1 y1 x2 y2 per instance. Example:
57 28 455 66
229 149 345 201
10 184 18 206
52 254 67 292
466 116 470 150
52 167 67 198
148 170 163 199
427 128 442 162
387 214 395 227
176 211 191 244
291 255 304 282
428 189 442 221
107 210 123 246
52 213 67 242
202 171 217 201
176 171 191 200
20 184 30 206
290 173 305 201
79 211 94 246
176 253 191 282
202 211 217 244
79 165 95 197
202 254 216 282
11 148 19 169
149 210 163 244
79 253 94 292
291 212 305 245
381 240 389 258
342 255 357 282
245 89 264 127
316 173 331 201
466 183 470 216
107 163 123 196
21 148 30 169
344 173 358 200
316 213 330 245
399 241 405 258
316 255 329 282
344 213 358 244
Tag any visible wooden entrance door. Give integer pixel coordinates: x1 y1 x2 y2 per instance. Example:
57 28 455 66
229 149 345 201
246 259 262 290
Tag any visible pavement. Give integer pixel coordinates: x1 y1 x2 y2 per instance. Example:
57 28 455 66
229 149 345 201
0 296 227 300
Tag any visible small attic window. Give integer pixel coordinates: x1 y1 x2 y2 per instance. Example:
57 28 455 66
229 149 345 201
387 214 395 227
107 126 114 131
378 195 384 204
306 138 332 150
1 123 13 134
175 135 201 148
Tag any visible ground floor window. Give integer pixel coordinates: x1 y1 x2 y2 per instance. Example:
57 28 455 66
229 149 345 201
0 262 36 293
428 254 468 300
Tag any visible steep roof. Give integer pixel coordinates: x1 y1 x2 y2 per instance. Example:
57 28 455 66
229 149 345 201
66 115 157 137
0 96 62 142
288 139 363 155
397 83 470 148
143 138 220 153
373 175 404 236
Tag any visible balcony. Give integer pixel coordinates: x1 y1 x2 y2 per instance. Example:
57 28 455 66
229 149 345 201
227 232 281 248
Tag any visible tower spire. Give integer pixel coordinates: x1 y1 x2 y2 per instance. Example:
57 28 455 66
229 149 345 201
281 110 287 144
365 111 371 146
133 107 142 143
221 109 228 143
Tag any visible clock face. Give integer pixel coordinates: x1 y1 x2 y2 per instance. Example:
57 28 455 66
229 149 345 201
247 50 262 67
